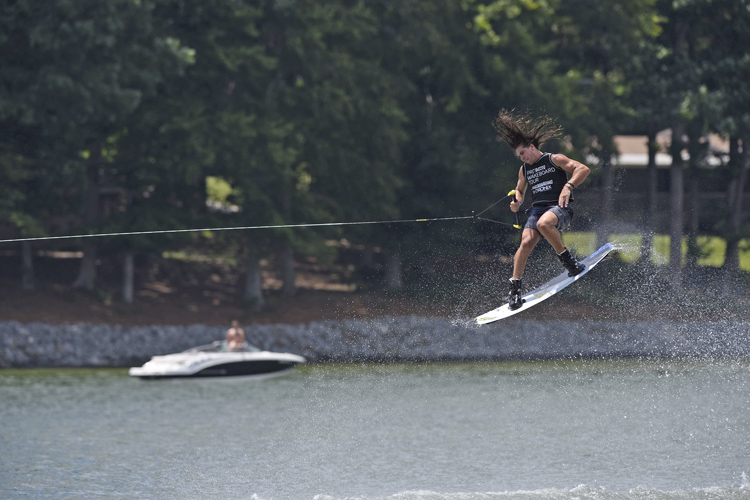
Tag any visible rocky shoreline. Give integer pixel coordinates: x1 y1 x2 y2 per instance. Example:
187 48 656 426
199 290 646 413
2 317 749 368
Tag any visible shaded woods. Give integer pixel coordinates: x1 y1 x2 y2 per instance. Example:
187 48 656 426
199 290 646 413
1 0 749 313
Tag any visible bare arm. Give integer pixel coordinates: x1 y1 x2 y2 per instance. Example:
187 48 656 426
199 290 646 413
550 153 590 208
510 166 527 213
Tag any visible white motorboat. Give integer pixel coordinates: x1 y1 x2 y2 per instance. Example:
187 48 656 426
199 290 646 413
129 341 306 380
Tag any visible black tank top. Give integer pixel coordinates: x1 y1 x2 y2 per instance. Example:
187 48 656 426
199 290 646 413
522 153 573 207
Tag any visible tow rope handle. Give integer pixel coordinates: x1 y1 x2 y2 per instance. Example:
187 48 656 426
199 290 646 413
508 189 522 229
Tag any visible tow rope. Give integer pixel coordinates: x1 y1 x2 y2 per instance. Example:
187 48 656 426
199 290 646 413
0 190 522 244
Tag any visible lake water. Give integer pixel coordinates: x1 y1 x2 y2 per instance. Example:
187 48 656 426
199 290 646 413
1 360 749 500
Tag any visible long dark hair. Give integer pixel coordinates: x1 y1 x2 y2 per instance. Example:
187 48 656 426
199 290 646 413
492 109 562 150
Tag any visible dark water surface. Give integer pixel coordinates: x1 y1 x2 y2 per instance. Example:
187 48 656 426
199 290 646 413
1 360 749 500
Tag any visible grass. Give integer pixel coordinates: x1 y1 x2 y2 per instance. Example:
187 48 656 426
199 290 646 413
562 232 750 271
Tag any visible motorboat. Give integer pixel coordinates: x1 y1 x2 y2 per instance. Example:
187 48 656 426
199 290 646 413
129 341 306 380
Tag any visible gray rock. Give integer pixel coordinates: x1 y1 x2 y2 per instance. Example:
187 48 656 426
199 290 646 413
1 318 748 368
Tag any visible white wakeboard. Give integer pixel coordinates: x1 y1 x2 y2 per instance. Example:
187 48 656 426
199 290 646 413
475 243 614 325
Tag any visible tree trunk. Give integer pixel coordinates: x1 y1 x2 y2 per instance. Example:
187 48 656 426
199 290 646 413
244 252 265 311
279 167 296 298
21 241 34 291
281 244 295 297
723 137 749 294
684 130 703 270
361 242 375 268
596 153 614 249
669 124 685 291
73 241 97 291
685 170 700 270
668 16 688 291
359 242 378 281
383 250 403 291
74 142 101 291
123 251 134 304
640 127 659 263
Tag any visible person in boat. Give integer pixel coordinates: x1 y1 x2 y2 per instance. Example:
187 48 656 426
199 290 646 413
226 320 246 351
491 109 591 310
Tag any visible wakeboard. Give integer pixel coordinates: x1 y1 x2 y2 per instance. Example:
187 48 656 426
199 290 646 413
475 243 614 325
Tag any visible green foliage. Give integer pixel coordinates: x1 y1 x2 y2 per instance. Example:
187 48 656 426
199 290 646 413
206 176 236 204
1 0 748 294
0 0 191 247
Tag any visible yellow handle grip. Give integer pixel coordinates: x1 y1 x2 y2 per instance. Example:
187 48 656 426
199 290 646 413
509 189 522 229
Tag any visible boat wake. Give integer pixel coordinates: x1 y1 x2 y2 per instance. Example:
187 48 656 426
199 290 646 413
294 483 750 500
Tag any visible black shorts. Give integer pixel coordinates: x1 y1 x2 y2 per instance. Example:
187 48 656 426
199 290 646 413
524 205 574 232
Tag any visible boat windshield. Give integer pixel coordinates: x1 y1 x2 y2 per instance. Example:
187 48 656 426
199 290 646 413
184 341 262 353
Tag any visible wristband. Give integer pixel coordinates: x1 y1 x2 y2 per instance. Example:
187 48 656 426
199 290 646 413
566 182 575 189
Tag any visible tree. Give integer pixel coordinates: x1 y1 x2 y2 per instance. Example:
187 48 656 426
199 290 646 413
472 0 662 249
0 0 190 291
621 41 674 263
244 0 411 293
655 0 750 290
683 0 750 285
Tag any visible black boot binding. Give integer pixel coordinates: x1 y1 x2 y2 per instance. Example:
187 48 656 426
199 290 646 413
558 248 585 276
508 278 524 310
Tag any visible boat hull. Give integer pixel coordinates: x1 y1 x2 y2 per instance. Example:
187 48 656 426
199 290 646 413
129 348 306 380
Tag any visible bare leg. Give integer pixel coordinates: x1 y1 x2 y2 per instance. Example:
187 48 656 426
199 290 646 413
512 229 541 279
536 211 565 254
